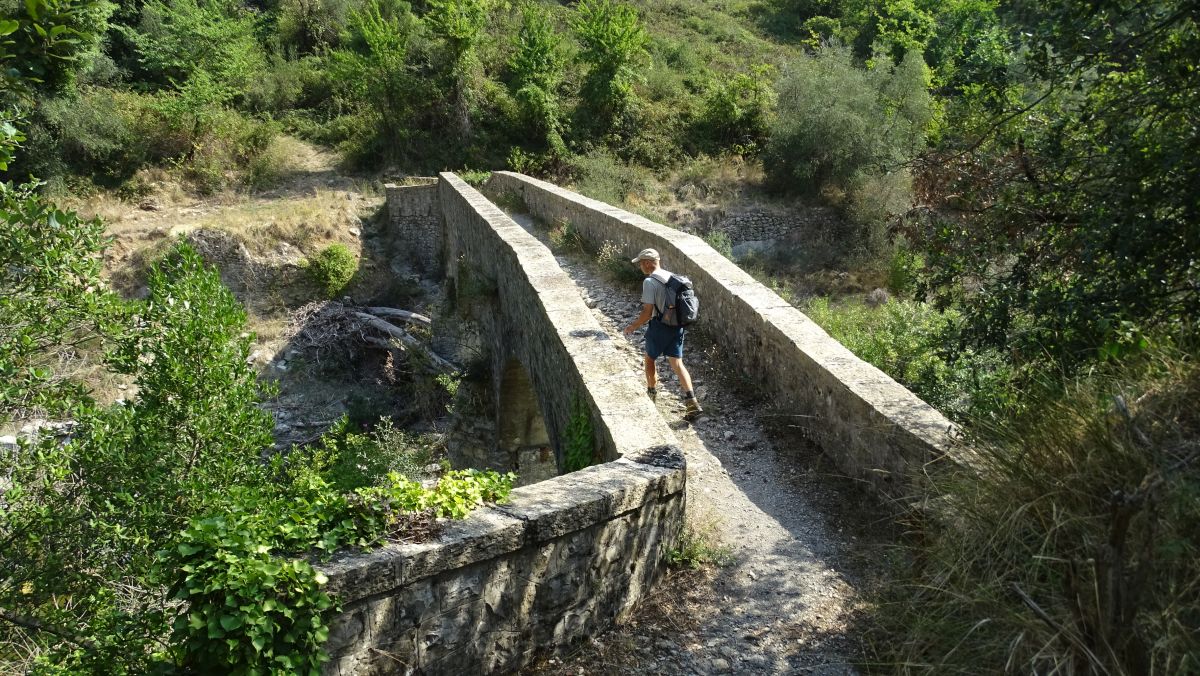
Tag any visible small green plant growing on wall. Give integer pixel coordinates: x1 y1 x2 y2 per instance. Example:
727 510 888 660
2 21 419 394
596 239 641 285
666 524 734 569
547 218 584 252
305 243 358 297
563 397 596 472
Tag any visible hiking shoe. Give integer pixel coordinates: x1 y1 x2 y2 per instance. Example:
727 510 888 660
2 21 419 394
684 397 703 417
647 387 657 401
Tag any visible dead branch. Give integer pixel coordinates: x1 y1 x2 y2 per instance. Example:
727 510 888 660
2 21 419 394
364 307 432 327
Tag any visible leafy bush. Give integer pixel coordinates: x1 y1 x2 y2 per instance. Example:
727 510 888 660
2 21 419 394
874 344 1200 674
703 230 733 258
161 466 514 672
0 177 111 417
697 65 775 153
121 0 266 99
885 241 923 296
566 148 654 206
666 524 734 569
1 241 276 671
305 243 358 297
508 2 565 154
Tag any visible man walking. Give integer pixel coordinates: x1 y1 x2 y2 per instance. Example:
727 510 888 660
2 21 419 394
623 248 703 416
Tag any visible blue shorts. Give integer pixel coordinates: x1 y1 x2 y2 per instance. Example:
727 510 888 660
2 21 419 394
645 320 685 359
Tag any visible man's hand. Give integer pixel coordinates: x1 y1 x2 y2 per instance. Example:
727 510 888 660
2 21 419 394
623 324 635 336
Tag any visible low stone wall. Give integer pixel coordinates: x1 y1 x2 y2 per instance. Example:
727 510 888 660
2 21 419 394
487 171 958 495
386 179 440 274
320 449 685 675
322 174 684 675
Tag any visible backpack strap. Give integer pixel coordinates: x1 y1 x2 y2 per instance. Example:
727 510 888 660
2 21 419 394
649 269 672 319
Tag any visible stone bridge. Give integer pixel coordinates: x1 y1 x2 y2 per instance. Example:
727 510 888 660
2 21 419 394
318 172 956 675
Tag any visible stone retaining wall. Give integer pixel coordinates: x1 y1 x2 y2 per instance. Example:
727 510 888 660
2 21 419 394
487 171 958 495
715 206 842 244
322 174 684 675
386 179 440 274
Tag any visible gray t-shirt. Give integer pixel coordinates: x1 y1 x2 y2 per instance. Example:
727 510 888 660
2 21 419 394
640 268 671 316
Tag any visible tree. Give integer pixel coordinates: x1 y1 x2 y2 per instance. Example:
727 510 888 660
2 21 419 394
120 0 265 98
509 2 565 153
0 0 113 101
910 0 1200 365
0 176 112 419
765 44 931 196
570 0 648 131
327 0 422 160
699 65 776 153
426 0 492 141
0 241 276 670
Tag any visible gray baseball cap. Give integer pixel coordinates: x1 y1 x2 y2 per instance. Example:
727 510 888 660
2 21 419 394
631 248 660 264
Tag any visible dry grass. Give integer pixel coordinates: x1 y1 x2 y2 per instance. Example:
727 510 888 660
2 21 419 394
869 342 1200 675
189 189 368 256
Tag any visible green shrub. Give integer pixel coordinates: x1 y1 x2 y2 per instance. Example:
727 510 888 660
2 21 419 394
886 241 924 296
122 0 267 97
703 230 733 258
666 523 733 569
566 148 654 205
161 466 515 672
305 243 358 297
509 2 566 154
764 45 931 198
803 296 1015 420
571 0 649 130
697 65 775 153
1 241 276 670
306 416 438 491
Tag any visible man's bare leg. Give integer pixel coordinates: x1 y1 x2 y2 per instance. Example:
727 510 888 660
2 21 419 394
668 356 702 415
644 355 657 389
667 357 694 393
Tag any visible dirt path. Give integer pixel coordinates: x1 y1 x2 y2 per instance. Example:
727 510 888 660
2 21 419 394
505 215 883 675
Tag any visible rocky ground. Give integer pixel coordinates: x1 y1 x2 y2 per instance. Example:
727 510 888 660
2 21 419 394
509 217 891 675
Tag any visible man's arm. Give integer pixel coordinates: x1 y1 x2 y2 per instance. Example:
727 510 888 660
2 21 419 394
623 303 655 335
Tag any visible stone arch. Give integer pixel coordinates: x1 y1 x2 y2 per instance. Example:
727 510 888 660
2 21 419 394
497 358 557 485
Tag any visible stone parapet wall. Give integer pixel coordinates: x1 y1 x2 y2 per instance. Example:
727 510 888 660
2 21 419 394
321 451 685 675
487 171 958 495
437 173 675 463
322 174 684 675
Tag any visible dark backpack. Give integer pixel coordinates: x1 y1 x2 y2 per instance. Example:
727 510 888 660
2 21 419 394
656 274 700 327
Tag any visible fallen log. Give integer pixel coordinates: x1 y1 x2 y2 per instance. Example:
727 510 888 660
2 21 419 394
352 312 458 373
